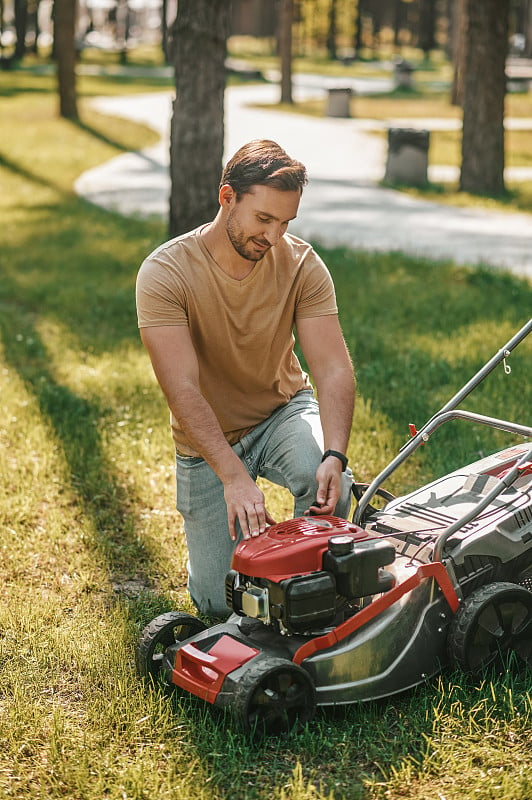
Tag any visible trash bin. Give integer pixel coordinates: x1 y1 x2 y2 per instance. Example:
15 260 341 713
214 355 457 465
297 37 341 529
384 128 430 186
506 75 530 93
326 87 352 118
393 58 414 90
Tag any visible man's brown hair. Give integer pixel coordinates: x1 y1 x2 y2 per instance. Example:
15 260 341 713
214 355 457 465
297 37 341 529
220 139 308 196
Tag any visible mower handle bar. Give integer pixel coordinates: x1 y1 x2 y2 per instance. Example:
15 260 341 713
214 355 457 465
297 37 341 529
353 318 532 527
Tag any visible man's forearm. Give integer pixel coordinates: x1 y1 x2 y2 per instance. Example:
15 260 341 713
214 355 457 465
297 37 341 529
169 382 245 482
169 382 272 539
315 367 355 455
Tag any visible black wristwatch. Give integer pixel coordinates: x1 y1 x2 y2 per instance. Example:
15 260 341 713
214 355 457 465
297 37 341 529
321 449 348 472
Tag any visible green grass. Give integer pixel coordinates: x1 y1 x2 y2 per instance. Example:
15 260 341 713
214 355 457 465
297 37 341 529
1 66 532 800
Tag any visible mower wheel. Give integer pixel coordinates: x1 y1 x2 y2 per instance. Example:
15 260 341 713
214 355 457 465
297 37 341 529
447 581 532 673
137 611 207 683
231 657 316 736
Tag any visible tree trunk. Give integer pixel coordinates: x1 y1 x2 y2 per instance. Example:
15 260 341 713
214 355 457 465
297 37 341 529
353 0 364 57
371 4 382 52
418 0 437 58
451 0 467 106
444 0 454 61
54 0 78 119
116 0 129 65
14 0 28 60
168 0 229 237
160 0 169 63
30 0 41 55
326 0 337 60
525 0 532 58
279 0 293 104
393 0 404 48
459 0 509 195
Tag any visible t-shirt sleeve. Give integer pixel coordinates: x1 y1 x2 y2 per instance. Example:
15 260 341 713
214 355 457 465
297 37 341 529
136 257 189 328
294 248 338 320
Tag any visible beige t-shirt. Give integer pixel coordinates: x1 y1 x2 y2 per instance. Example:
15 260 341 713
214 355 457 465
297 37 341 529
136 228 338 454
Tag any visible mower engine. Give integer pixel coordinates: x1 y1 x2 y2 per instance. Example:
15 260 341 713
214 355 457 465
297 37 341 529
225 515 396 635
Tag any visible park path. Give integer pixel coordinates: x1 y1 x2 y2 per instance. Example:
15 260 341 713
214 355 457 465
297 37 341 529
75 80 532 279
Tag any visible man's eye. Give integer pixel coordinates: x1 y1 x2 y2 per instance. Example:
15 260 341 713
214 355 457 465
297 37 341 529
257 216 270 223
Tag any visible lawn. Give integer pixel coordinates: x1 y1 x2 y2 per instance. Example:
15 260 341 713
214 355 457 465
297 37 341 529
1 63 531 800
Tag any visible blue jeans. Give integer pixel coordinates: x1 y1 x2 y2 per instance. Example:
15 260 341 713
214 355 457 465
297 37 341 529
175 390 353 618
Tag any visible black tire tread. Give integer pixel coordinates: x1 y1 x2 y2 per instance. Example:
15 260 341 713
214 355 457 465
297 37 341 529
137 611 207 680
447 581 532 672
231 656 316 735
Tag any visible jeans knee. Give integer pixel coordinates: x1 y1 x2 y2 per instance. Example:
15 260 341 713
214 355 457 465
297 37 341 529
290 463 319 500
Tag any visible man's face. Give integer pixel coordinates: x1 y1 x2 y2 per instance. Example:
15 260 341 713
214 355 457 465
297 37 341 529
224 185 301 262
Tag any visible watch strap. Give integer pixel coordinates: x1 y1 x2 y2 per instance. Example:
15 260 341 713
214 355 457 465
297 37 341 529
321 449 348 472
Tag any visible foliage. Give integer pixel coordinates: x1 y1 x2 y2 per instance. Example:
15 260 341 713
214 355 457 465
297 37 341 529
1 69 532 800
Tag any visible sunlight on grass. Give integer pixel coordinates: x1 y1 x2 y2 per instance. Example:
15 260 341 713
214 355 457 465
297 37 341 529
379 675 532 800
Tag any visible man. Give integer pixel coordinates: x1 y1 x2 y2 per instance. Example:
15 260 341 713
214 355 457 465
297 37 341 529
136 139 355 617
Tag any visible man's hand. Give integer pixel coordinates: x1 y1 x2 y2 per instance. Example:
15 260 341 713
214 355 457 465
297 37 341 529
224 473 277 541
305 457 343 516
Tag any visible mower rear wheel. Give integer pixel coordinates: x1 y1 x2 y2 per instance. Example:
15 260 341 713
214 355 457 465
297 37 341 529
137 611 207 683
232 657 316 736
447 582 532 673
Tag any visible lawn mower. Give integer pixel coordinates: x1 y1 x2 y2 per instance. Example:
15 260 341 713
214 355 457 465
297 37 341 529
137 319 532 734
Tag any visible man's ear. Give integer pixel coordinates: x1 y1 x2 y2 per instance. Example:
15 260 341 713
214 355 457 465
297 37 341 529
219 184 235 206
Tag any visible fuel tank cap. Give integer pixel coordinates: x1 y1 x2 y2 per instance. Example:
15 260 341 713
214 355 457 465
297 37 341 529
328 534 354 555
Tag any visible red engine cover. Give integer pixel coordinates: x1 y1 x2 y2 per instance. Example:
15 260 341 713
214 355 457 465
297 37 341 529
231 515 369 581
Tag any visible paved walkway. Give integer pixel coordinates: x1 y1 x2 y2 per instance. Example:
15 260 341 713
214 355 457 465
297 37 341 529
75 81 532 279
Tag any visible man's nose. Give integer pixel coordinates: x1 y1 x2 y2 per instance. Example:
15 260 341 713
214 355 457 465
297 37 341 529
263 224 283 245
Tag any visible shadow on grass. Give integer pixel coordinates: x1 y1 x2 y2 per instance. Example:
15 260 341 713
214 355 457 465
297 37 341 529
0 197 166 595
0 308 149 582
0 150 63 190
71 116 161 156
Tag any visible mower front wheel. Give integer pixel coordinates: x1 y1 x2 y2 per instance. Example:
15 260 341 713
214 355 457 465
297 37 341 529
137 611 207 684
447 581 532 673
232 657 316 736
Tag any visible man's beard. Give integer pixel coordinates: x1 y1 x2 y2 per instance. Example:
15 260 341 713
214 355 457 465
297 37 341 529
226 211 271 262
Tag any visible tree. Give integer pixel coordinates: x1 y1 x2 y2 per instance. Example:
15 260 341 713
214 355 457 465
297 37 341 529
418 0 437 57
459 0 510 195
160 0 170 63
353 0 365 57
279 0 294 103
115 0 130 65
168 0 230 237
326 0 338 60
450 0 467 106
54 0 78 118
14 0 28 60
525 0 532 58
393 0 406 47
